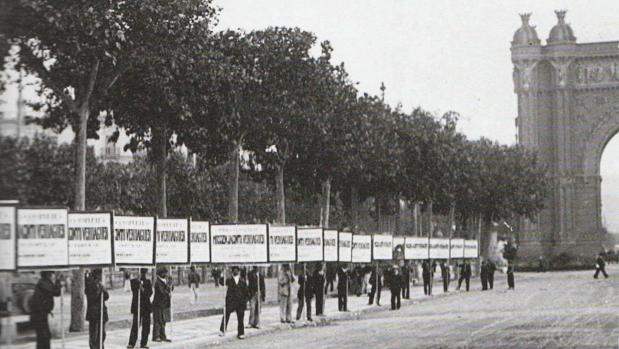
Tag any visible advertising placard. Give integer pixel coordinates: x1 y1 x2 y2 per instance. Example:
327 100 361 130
296 228 323 262
156 218 189 264
429 238 450 259
464 239 479 258
351 234 372 263
210 224 268 264
338 231 352 263
190 221 210 264
323 229 338 262
113 216 155 266
68 212 113 266
0 206 16 271
372 234 393 260
17 208 68 268
449 238 465 259
268 225 297 263
405 237 429 260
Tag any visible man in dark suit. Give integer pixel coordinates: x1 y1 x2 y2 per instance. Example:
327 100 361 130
85 269 109 349
422 259 432 296
487 260 496 289
507 263 515 289
313 265 326 316
368 265 382 306
401 263 410 299
480 261 489 291
219 266 249 339
390 267 403 310
128 268 152 349
247 266 265 328
594 253 609 279
30 271 62 349
337 266 349 311
457 261 471 291
440 261 450 293
152 268 173 342
295 268 314 321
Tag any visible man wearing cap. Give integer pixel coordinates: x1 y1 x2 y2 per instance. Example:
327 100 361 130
30 271 62 349
128 268 152 349
85 268 109 349
152 268 173 342
219 266 249 339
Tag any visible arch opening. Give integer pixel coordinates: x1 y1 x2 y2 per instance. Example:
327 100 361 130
600 131 619 233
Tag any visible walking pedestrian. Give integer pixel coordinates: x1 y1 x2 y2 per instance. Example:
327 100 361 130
390 267 402 310
440 260 450 293
247 266 265 328
295 268 314 321
368 265 382 306
219 266 249 339
507 263 515 289
487 260 496 289
337 266 349 311
30 271 62 349
211 268 221 287
128 268 152 349
123 269 131 292
85 269 109 349
313 265 326 316
188 266 200 304
422 259 432 296
152 268 173 342
480 260 489 291
401 263 410 299
325 264 336 294
457 261 471 291
278 264 294 323
594 253 609 279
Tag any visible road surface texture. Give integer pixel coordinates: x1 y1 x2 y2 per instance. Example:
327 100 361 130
213 266 619 349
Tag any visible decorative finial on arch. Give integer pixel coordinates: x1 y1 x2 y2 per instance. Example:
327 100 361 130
555 10 567 24
519 13 532 25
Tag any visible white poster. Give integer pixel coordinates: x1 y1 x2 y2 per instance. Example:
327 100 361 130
429 238 450 259
211 224 268 264
17 208 68 268
372 234 393 260
323 229 338 262
156 218 189 264
405 237 429 260
190 221 210 263
296 228 323 262
464 240 479 258
0 206 16 270
114 216 155 266
68 212 113 266
338 231 352 263
393 236 406 261
450 238 465 259
268 225 297 263
352 234 372 263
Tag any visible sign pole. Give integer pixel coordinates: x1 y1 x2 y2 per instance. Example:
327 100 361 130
257 267 261 318
169 266 173 340
137 274 141 343
99 289 104 349
303 263 307 319
222 266 226 336
60 283 65 349
374 261 378 305
5 299 13 348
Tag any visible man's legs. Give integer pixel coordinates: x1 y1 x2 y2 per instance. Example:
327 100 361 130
377 285 381 305
465 277 470 291
368 284 375 304
34 315 51 349
236 308 245 337
390 291 396 310
594 268 600 278
489 275 494 289
306 298 312 320
249 295 257 327
295 295 304 320
602 267 609 278
152 308 161 340
88 321 99 349
128 313 139 347
140 313 151 347
396 292 401 309
220 308 232 333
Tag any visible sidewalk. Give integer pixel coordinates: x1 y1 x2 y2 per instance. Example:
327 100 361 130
8 277 483 349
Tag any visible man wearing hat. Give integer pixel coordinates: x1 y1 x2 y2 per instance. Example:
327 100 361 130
128 268 152 349
30 271 62 349
152 267 173 342
219 266 249 339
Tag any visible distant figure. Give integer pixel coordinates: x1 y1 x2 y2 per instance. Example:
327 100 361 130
219 266 249 339
457 261 471 291
487 260 496 289
440 261 450 293
325 264 336 294
368 265 382 306
123 269 131 292
389 267 402 310
212 268 221 287
313 266 326 316
401 263 410 299
337 266 349 311
278 264 294 323
152 268 173 342
422 259 432 295
538 256 546 272
128 268 152 349
480 261 489 291
188 265 201 304
85 269 109 349
507 263 515 289
296 269 314 321
247 266 265 328
594 253 609 279
30 271 62 349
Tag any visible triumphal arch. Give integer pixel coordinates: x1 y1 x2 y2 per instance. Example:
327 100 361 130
511 11 619 261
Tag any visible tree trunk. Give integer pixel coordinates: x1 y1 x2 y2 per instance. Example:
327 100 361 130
155 125 168 218
428 200 434 238
350 185 359 229
275 163 286 224
321 178 332 228
394 198 401 234
227 143 240 223
69 106 89 332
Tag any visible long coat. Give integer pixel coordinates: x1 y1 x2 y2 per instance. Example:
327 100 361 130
85 277 109 323
225 277 249 311
130 277 153 315
278 270 294 298
152 277 172 309
30 278 61 320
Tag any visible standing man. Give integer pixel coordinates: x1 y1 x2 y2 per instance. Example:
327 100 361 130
507 262 515 289
128 268 152 349
457 261 471 291
85 269 109 349
30 271 62 349
325 264 336 294
368 265 382 306
219 266 249 339
594 253 609 279
337 265 349 311
480 260 489 291
313 265 326 316
212 267 221 287
295 268 314 322
401 263 410 299
247 266 265 328
188 266 201 304
152 268 173 342
389 267 402 310
422 259 432 296
278 264 294 323
487 260 496 289
440 260 450 293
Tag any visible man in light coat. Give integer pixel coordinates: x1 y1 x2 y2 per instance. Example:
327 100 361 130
278 264 295 323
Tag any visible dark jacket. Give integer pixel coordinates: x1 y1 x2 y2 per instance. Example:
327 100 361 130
422 261 432 277
487 261 496 276
369 269 382 287
188 271 201 286
312 270 326 293
440 263 450 279
85 276 109 323
596 256 606 268
480 263 488 279
460 263 472 278
30 278 61 318
224 277 249 311
152 277 172 309
337 269 349 292
248 270 266 301
401 266 410 282
130 277 153 314
389 273 403 292
297 274 314 299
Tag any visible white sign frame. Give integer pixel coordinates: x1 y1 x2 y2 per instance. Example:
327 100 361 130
113 215 156 266
372 234 393 260
449 238 465 259
17 207 69 269
429 238 450 259
68 211 113 267
352 234 372 263
464 240 479 258
156 218 189 264
323 229 338 262
405 237 429 260
210 224 268 264
0 206 17 271
296 228 323 262
190 221 210 264
338 231 352 263
268 225 297 263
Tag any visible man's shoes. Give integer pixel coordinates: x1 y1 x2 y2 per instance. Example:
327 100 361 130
238 335 245 340
162 339 172 342
307 318 313 322
127 346 134 349
250 325 260 329
139 346 149 349
152 339 161 342
219 331 225 337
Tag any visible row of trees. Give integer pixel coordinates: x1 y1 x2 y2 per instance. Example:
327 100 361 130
0 0 548 331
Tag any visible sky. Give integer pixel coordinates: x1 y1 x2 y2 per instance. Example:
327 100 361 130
2 1 619 230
